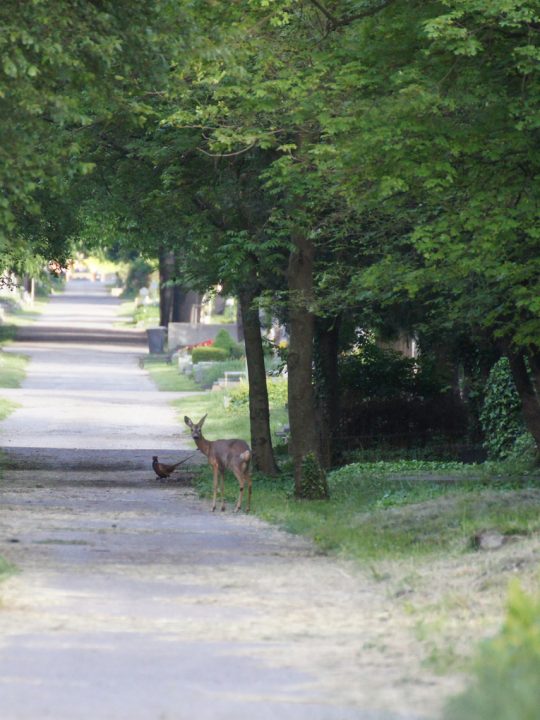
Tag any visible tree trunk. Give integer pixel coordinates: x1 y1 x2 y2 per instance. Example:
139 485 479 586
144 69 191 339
239 287 279 476
287 233 329 498
172 288 201 323
158 248 175 327
527 348 540 398
314 315 341 468
172 286 184 323
236 302 245 342
506 348 540 458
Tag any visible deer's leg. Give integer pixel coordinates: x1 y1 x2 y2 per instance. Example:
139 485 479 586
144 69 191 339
220 470 226 512
246 472 252 513
234 469 245 513
211 465 219 512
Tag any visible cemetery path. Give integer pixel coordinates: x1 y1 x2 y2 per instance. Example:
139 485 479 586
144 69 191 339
0 281 452 720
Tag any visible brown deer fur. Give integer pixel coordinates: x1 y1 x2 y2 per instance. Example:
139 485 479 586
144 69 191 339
184 414 252 512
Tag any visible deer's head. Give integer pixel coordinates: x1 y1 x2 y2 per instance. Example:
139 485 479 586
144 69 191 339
184 414 207 440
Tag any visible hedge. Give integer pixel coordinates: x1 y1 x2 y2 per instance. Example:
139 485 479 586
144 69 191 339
191 346 228 363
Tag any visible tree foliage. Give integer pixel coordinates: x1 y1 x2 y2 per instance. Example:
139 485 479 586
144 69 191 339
4 0 540 468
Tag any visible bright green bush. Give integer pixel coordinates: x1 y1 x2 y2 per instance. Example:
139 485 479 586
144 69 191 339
213 329 235 353
480 358 526 459
228 378 288 411
445 582 540 720
213 329 245 359
191 346 228 363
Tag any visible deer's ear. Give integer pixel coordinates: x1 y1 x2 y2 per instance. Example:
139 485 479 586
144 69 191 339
184 416 193 427
199 413 208 428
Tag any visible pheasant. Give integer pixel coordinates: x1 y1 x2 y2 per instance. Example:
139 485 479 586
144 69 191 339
152 455 189 479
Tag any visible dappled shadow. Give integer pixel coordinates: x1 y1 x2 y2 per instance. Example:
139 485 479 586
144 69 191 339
2 447 201 473
15 325 146 345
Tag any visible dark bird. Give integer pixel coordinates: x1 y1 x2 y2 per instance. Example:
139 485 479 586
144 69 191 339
152 455 192 479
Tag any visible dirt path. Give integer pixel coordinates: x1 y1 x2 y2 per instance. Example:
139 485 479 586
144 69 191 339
0 281 463 720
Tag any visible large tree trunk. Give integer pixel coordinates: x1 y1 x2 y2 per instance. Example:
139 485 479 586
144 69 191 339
506 348 540 459
287 234 329 498
158 248 175 327
239 287 279 476
314 315 341 468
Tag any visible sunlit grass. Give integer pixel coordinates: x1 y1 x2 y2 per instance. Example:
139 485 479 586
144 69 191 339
157 360 540 563
173 389 288 443
146 359 199 391
189 445 540 561
248 461 540 560
0 353 28 388
116 300 159 328
0 396 19 418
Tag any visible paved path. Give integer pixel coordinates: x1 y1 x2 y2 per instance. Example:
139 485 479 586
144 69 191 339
0 281 427 720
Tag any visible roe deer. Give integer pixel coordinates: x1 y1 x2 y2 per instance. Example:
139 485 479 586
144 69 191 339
184 414 252 512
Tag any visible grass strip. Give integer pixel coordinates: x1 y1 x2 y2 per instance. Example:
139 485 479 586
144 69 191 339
0 555 16 582
145 358 200 391
0 397 20 420
251 460 540 560
0 353 28 388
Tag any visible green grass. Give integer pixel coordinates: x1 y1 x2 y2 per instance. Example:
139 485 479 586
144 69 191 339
0 324 17 343
444 582 540 720
0 555 16 582
0 299 49 331
188 425 540 560
0 396 19 419
117 300 160 328
145 358 199 391
249 460 540 560
0 352 28 388
164 367 540 563
173 388 289 443
0 297 49 387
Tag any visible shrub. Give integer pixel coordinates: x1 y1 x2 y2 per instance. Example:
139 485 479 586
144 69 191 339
191 346 228 363
213 329 235 353
480 358 526 460
297 452 330 500
228 378 288 411
122 258 153 298
444 582 540 720
339 343 418 400
340 395 469 447
213 329 245 359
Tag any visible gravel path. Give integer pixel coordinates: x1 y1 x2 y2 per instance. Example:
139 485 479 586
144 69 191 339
0 281 433 720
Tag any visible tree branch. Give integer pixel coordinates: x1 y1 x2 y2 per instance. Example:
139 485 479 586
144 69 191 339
196 143 256 158
307 0 395 29
308 0 340 27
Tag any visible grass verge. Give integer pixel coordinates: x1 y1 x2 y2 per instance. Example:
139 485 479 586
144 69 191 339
117 300 160 328
0 297 49 388
145 357 199 391
172 388 288 443
0 397 20 420
175 392 540 561
171 388 540 713
0 555 16 583
191 458 540 560
0 353 28 388
444 581 540 720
